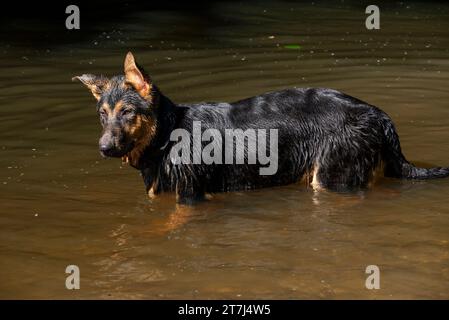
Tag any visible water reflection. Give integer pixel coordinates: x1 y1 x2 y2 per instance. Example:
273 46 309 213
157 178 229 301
1 1 449 299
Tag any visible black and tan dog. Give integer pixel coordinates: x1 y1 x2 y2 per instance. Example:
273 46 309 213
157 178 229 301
73 52 449 204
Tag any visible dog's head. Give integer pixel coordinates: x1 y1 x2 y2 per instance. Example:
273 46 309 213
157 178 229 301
73 52 157 162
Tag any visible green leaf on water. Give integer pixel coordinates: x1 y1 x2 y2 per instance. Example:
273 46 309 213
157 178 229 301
284 44 302 50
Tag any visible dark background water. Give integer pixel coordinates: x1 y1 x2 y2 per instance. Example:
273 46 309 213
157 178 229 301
1 0 448 298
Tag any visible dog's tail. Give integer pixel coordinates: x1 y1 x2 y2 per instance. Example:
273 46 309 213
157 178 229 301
380 112 449 180
400 163 449 179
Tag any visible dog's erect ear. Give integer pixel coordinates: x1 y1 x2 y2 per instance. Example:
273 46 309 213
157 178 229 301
124 52 152 99
72 74 109 101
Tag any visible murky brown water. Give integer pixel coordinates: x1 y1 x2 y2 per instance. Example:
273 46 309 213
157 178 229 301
1 1 449 299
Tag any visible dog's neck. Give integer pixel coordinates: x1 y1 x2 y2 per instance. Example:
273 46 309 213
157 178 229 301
124 89 179 170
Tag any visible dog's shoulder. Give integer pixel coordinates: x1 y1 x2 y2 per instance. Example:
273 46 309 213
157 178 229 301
176 102 232 129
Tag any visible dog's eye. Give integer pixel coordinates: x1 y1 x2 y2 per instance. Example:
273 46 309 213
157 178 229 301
121 108 134 116
99 109 107 117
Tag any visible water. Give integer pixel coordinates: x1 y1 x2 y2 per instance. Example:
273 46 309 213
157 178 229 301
1 1 449 299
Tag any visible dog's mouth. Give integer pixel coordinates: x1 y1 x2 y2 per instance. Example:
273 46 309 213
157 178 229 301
121 142 139 165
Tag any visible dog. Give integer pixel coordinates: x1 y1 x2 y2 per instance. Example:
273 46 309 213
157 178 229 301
73 52 449 204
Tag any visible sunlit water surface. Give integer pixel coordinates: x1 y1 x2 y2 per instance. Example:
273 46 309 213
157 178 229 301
1 1 449 298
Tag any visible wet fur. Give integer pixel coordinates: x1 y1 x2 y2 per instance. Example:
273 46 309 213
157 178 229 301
75 57 449 204
134 87 449 203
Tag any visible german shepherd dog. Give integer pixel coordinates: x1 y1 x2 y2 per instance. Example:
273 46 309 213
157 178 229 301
73 52 449 204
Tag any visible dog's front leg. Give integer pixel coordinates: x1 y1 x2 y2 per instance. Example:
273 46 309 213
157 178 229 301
175 180 205 205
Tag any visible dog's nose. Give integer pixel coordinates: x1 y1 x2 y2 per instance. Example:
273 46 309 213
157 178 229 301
99 144 113 155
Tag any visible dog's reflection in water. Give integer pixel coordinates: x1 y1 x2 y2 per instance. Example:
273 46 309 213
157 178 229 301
142 194 221 236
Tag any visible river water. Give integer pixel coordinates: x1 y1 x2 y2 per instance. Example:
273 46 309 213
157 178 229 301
1 1 448 298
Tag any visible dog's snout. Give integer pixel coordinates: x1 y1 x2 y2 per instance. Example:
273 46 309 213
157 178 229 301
99 141 116 157
98 129 130 158
99 132 117 157
99 143 112 153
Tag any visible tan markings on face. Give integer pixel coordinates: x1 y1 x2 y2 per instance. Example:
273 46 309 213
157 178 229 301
121 114 157 167
100 102 113 116
112 100 124 117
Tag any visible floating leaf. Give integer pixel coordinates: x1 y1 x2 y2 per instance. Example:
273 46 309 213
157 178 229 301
284 44 302 50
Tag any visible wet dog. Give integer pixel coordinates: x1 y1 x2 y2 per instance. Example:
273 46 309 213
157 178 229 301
73 52 449 204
